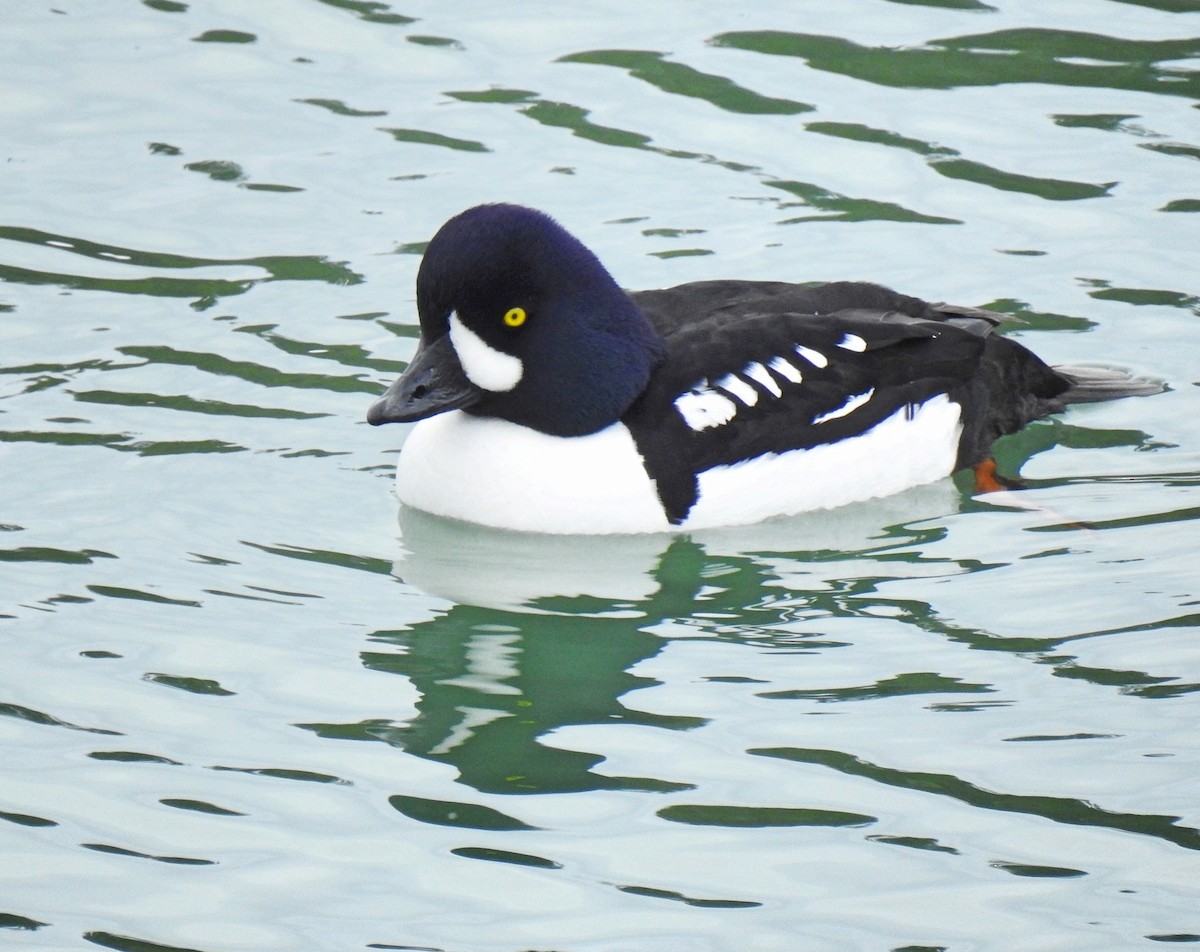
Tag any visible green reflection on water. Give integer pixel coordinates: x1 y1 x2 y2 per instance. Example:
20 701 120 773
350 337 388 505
559 48 814 115
143 674 236 697
658 804 876 828
191 30 255 44
0 809 58 829
766 179 960 224
759 670 995 702
158 798 246 817
444 87 955 223
0 225 362 303
88 751 182 765
1081 279 1200 316
84 930 210 952
451 846 560 868
0 912 48 931
209 765 349 784
389 794 537 831
990 860 1087 878
0 702 121 736
0 546 116 565
806 121 1113 201
314 0 415 26
297 98 388 118
184 160 245 182
380 128 490 153
615 884 761 908
884 0 996 9
357 605 702 795
711 29 1200 99
868 833 959 854
72 389 327 420
754 746 1200 851
81 843 215 866
298 539 735 795
119 343 382 394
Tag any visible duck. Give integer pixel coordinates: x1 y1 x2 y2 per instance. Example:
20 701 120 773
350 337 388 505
367 203 1157 534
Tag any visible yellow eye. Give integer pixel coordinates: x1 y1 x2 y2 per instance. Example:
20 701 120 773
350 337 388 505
503 307 526 328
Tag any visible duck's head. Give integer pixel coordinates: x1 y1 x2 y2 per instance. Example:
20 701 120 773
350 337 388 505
367 204 667 437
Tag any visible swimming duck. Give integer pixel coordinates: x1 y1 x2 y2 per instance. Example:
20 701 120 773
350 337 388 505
367 203 1156 534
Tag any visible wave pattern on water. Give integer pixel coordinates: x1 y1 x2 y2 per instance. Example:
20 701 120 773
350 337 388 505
2 3 1199 951
710 28 1200 98
0 225 361 306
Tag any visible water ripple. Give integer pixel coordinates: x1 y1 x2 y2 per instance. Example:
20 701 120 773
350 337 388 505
711 29 1200 99
559 48 815 114
0 225 362 306
754 746 1200 851
3 4 1197 949
446 87 958 225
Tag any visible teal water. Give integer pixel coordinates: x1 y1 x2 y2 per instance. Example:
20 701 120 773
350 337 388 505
3 1 1200 950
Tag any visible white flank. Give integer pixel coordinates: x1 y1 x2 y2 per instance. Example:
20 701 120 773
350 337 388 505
768 355 803 384
716 373 758 407
838 333 867 352
395 397 964 534
743 361 782 398
813 388 875 424
794 344 828 368
396 412 672 534
682 394 963 531
448 313 523 392
675 385 739 431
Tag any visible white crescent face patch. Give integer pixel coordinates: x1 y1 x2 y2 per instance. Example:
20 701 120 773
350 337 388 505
448 312 523 392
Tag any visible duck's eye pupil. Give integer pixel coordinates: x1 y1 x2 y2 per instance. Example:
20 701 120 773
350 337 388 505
503 307 526 328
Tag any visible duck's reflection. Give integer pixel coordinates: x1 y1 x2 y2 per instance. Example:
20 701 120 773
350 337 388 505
357 484 960 795
391 481 960 613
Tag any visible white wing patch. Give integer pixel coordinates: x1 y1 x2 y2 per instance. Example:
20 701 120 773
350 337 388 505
794 344 828 368
676 359 793 431
674 385 739 431
768 356 803 384
716 373 759 407
813 388 875 424
743 361 782 397
676 350 833 433
676 341 876 434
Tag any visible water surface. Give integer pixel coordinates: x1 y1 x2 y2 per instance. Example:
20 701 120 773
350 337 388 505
3 1 1200 950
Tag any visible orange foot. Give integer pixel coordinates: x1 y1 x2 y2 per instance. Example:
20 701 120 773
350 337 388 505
973 458 1026 494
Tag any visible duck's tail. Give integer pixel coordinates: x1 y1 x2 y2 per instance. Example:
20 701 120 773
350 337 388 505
1054 365 1165 405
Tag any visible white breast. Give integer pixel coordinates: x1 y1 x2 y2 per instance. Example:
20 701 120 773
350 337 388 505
394 412 673 534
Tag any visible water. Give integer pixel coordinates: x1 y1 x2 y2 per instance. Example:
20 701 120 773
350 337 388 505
2 1 1199 949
